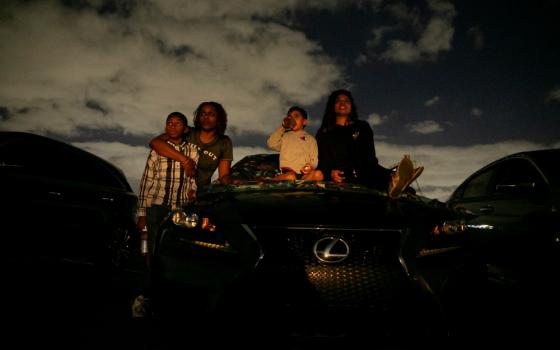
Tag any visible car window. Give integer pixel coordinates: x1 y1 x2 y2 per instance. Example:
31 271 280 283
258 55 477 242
491 158 546 195
527 150 560 185
461 168 494 199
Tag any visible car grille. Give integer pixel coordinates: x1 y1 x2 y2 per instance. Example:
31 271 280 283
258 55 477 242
249 225 412 309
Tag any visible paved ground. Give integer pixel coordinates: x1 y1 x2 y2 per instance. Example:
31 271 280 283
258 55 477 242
5 259 557 349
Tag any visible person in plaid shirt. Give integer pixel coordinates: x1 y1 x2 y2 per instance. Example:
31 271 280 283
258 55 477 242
133 111 198 317
137 111 198 259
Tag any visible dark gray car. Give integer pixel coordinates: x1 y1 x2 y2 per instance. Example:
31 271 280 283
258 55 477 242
1 131 138 271
447 149 560 286
446 149 560 338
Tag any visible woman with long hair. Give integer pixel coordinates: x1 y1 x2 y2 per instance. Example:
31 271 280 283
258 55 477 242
316 89 422 197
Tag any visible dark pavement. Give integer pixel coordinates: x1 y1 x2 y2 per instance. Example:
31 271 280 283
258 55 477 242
5 258 557 349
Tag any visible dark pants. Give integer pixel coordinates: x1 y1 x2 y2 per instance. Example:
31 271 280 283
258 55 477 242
141 205 172 298
146 204 172 255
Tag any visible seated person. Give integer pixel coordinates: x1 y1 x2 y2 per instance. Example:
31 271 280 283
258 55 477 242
266 106 323 181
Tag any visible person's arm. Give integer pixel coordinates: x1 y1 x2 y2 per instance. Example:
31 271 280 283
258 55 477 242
307 135 319 169
266 126 284 151
217 137 234 184
150 134 195 176
217 159 232 184
316 129 334 180
136 151 157 232
150 134 186 161
354 121 378 164
354 121 379 178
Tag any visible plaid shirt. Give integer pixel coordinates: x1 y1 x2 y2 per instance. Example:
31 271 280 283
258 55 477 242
137 140 199 217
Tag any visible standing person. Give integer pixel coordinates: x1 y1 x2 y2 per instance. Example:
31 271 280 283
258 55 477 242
150 101 233 189
316 89 423 198
133 111 198 317
267 106 323 181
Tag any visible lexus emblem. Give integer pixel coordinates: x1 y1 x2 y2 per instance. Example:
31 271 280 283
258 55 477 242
313 236 350 263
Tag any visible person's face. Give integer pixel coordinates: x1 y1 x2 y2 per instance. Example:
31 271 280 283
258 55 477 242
287 110 307 131
165 116 187 140
198 104 218 131
334 94 352 116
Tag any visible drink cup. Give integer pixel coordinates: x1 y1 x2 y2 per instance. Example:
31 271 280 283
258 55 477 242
283 117 295 130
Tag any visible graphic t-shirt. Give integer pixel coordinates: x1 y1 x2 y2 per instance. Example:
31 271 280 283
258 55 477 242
187 130 233 188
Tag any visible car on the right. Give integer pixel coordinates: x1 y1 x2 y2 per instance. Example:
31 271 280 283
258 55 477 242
447 149 560 295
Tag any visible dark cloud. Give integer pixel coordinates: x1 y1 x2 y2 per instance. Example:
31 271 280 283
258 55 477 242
0 106 10 121
85 99 109 115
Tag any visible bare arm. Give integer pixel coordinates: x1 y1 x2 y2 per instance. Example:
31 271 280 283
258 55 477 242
149 134 186 161
217 159 232 184
149 134 195 177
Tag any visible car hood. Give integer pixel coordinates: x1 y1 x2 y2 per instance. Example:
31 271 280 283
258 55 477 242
192 181 454 228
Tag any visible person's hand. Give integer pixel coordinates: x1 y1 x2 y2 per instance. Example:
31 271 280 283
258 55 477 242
136 216 147 233
300 164 313 175
180 157 196 177
331 169 345 183
218 174 231 185
282 117 295 130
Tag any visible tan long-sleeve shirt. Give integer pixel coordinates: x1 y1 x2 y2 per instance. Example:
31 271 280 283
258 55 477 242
267 127 318 174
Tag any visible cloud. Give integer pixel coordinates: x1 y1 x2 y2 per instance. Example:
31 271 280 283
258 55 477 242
547 86 560 103
367 112 388 126
376 0 457 63
406 120 444 134
471 107 483 117
424 96 440 106
0 0 342 138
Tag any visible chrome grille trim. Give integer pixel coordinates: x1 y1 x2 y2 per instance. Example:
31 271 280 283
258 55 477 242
249 225 411 308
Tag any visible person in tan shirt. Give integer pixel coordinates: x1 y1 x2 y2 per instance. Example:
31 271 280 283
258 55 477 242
267 106 323 181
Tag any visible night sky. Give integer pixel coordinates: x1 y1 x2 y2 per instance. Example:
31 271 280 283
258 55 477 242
1 0 558 201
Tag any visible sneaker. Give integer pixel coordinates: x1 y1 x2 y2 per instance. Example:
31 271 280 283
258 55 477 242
388 155 423 198
131 294 148 317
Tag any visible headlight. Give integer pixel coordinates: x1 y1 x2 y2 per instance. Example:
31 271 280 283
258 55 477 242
431 219 467 236
170 209 228 251
171 209 217 232
172 210 199 228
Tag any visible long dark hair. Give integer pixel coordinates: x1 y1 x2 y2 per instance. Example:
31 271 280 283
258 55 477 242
317 89 359 133
193 101 228 136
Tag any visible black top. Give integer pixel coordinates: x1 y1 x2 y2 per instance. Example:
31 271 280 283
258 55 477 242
316 120 390 190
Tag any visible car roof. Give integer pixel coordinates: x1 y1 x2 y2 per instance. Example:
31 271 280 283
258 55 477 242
502 148 560 160
450 148 560 200
0 131 132 191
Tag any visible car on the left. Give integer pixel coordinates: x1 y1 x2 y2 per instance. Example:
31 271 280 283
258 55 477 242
2 131 141 346
1 131 138 271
